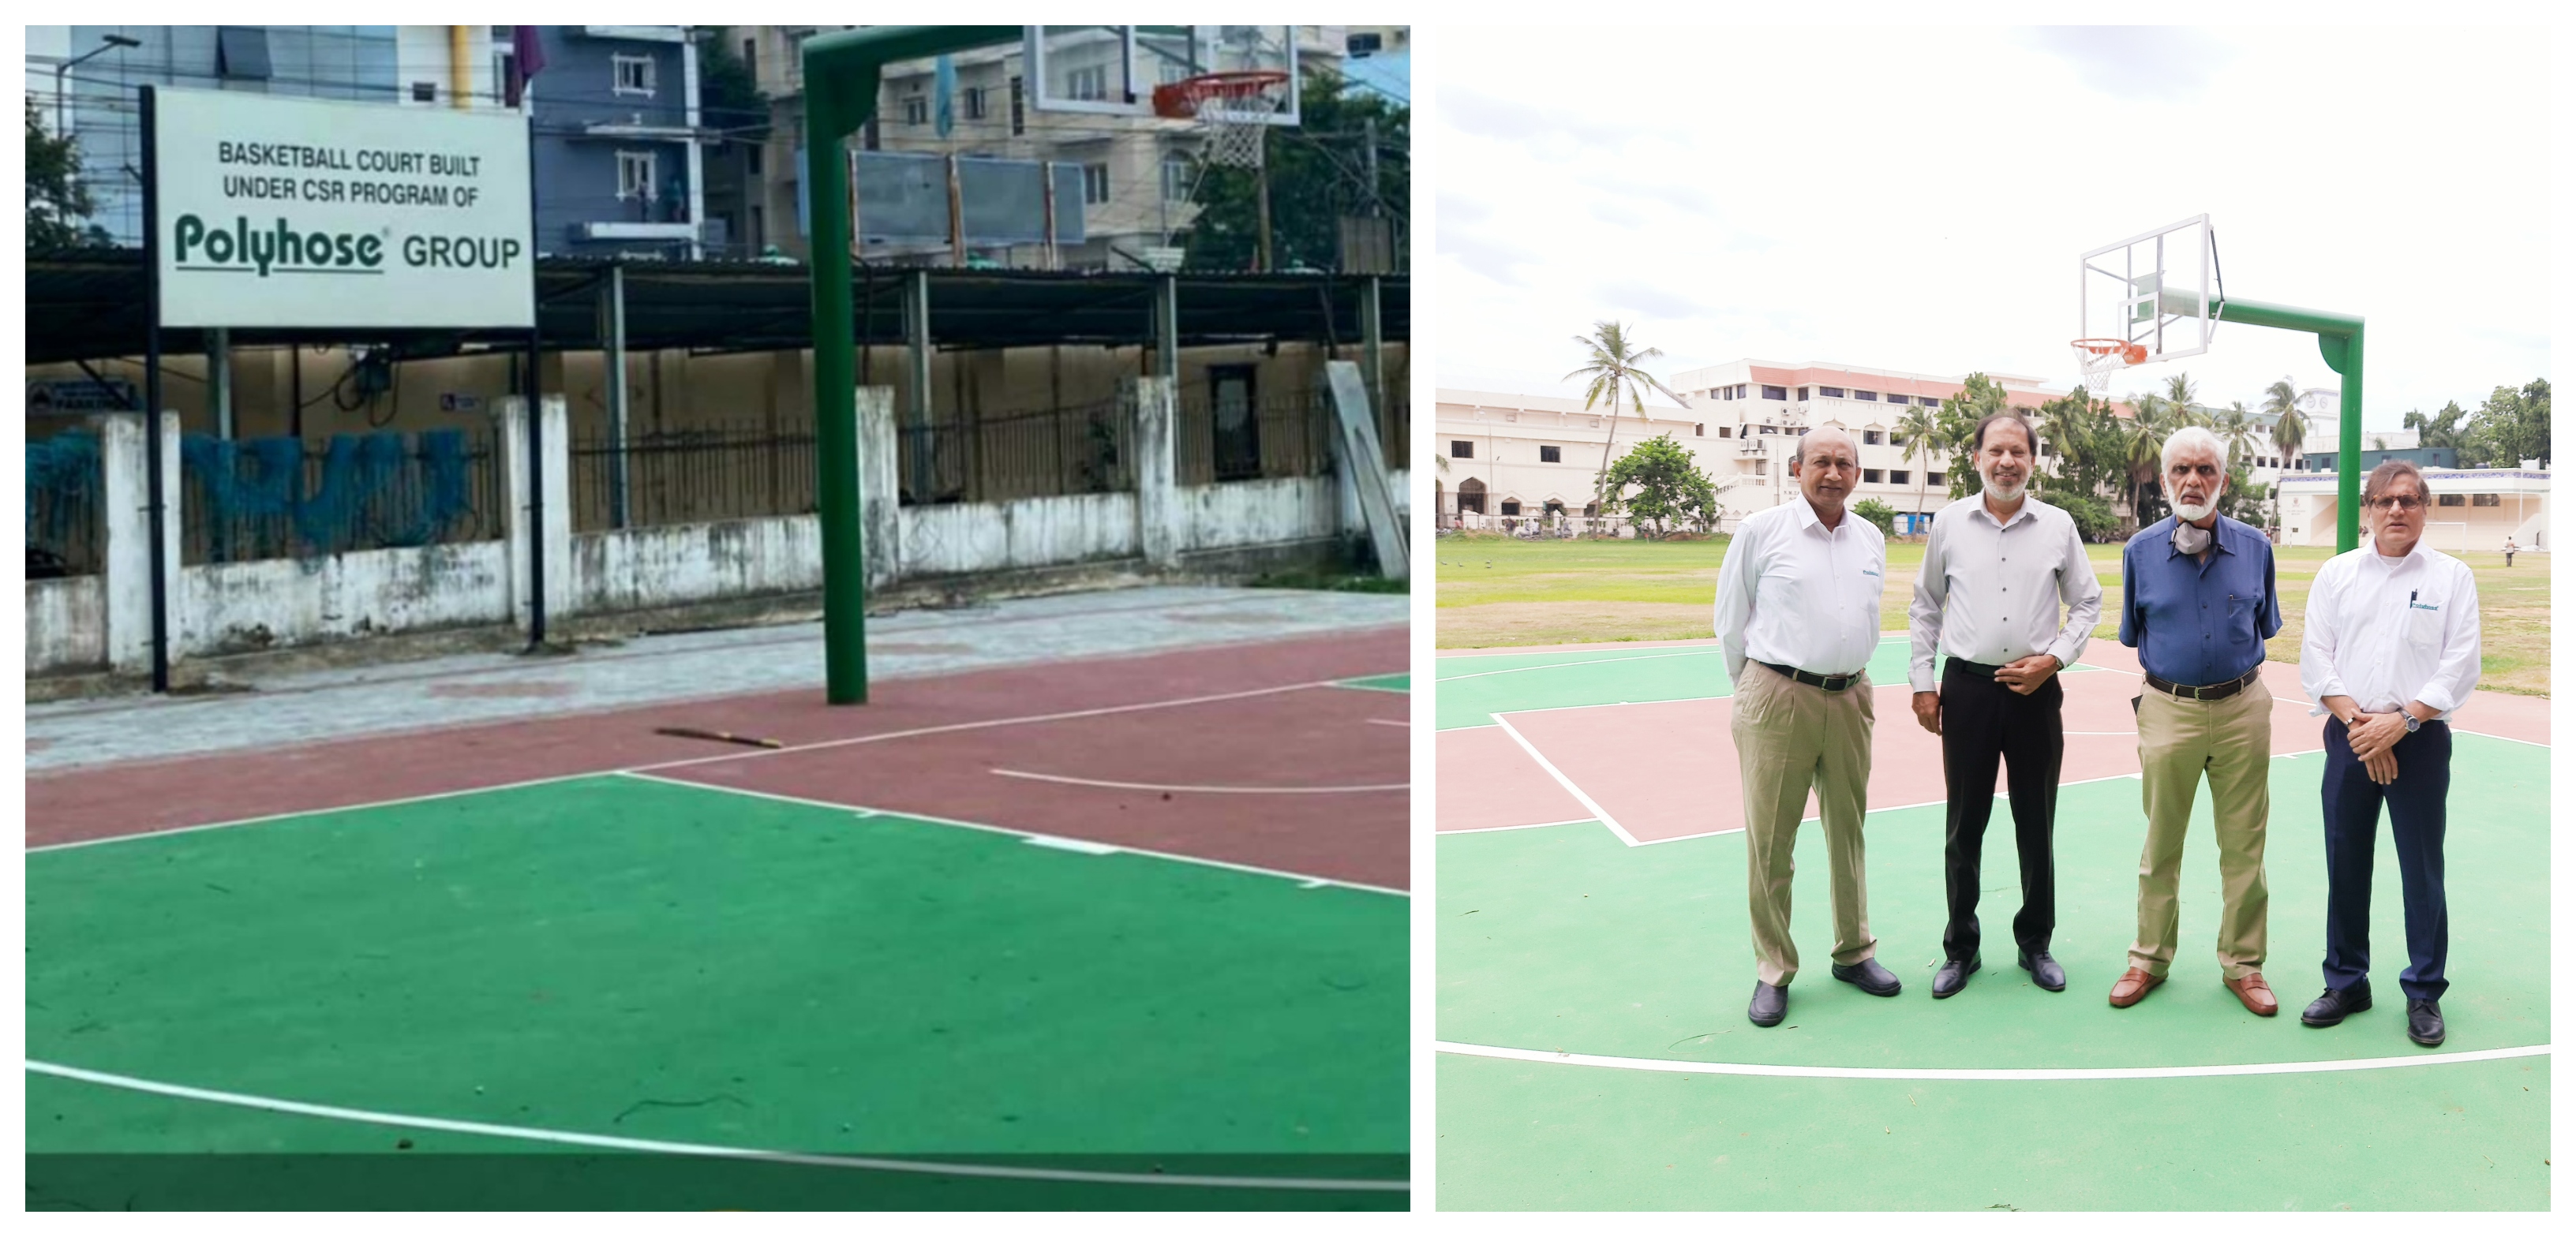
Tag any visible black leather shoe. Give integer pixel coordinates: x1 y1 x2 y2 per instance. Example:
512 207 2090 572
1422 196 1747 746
1748 981 1788 1027
1831 958 1902 997
2406 998 2445 1047
1932 955 1979 999
2300 981 2372 1028
2018 951 2066 992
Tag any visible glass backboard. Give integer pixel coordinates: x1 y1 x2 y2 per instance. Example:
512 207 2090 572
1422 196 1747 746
2080 214 2219 365
1024 25 1299 125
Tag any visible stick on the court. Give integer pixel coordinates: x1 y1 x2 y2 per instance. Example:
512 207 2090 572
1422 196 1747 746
653 727 786 749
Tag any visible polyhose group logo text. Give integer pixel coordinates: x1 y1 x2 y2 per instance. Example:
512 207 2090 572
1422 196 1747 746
172 214 522 277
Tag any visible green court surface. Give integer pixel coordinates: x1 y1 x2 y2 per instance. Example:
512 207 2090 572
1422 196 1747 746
1436 636 2099 731
28 775 1407 1209
1339 672 1411 693
1437 736 2549 1209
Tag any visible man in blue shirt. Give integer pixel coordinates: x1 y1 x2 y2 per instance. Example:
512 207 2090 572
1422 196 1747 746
2109 426 2286 1017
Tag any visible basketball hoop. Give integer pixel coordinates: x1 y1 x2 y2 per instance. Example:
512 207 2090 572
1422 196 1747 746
1154 70 1290 169
2072 338 2148 394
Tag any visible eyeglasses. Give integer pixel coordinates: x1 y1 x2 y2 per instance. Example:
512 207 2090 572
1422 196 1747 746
2368 495 2426 512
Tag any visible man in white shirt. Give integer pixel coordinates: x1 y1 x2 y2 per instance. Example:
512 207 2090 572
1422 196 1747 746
2297 459 2481 1048
1713 426 1902 1027
1907 414 2102 1000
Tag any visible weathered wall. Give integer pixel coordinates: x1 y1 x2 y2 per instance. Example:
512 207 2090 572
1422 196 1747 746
27 577 107 675
1178 476 1339 552
901 493 1140 577
569 517 823 615
178 541 514 657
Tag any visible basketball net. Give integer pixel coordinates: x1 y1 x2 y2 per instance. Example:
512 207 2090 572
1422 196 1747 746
2072 338 2147 395
1155 71 1289 171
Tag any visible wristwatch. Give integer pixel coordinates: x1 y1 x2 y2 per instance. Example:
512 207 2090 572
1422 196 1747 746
2402 712 2421 734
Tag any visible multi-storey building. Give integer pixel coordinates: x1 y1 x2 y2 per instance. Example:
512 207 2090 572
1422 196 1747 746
525 25 712 260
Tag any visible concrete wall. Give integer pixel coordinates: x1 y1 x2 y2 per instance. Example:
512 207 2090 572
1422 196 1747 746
27 577 107 675
179 541 514 657
1178 476 1338 552
571 516 822 613
902 492 1140 577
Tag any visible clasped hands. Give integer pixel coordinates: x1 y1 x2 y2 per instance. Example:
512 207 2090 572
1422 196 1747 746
1911 655 2060 735
2344 708 2412 786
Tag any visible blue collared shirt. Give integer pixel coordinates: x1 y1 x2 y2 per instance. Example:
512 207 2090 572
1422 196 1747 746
2118 514 2283 686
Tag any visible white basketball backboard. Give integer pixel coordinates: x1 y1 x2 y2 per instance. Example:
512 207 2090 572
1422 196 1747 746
2079 215 2220 366
1023 25 1300 125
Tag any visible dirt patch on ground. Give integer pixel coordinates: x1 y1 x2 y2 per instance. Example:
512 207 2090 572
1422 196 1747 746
426 680 577 700
1436 602 1717 648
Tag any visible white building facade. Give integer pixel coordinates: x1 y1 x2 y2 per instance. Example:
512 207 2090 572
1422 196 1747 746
2276 465 2548 551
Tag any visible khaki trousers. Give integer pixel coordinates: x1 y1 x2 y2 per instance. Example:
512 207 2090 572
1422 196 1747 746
1731 663 1878 986
2129 678 2272 981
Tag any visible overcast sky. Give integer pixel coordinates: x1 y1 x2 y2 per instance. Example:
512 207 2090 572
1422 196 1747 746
1433 24 2550 428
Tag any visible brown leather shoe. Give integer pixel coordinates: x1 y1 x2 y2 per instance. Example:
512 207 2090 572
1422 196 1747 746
2108 966 2164 1008
2226 972 2280 1017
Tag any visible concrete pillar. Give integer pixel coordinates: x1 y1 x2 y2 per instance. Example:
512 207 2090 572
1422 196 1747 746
208 328 233 439
1324 360 1409 581
856 385 904 589
500 394 573 632
1129 375 1180 570
100 412 185 673
601 263 630 528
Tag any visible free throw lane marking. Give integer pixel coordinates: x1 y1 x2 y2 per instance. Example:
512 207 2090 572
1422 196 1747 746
1434 1041 2551 1081
24 1060 1406 1193
990 770 1407 794
1489 713 1639 846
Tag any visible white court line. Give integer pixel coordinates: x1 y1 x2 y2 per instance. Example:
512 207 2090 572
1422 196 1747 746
990 769 1407 795
1433 1040 2549 1082
28 678 1350 856
617 772 1407 898
1489 713 1640 846
1436 817 1600 835
24 1060 1406 1194
1366 718 1410 728
2452 727 2551 749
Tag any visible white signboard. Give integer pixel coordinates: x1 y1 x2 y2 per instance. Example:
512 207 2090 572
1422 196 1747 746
152 88 534 330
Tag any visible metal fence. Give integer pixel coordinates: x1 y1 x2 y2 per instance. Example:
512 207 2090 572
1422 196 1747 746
571 421 819 533
180 429 504 566
896 398 1135 506
26 430 106 578
1176 387 1337 487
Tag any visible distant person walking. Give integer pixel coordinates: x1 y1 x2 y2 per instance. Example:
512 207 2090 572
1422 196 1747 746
2503 536 2516 566
1907 413 2102 999
2110 426 2286 1016
2297 460 2481 1048
1713 427 1901 1027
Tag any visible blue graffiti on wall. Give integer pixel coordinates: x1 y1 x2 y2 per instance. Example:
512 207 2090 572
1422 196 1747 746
184 430 476 562
26 430 105 577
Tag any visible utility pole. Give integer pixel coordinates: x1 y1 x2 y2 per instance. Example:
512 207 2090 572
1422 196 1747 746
1254 132 1274 274
1362 116 1379 217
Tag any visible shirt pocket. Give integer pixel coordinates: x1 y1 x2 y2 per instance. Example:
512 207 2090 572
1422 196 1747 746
2226 594 2254 645
2406 598 2443 646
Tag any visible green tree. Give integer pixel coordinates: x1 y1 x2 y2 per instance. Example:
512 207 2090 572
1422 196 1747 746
1181 71 1407 273
2119 392 2174 525
1563 321 1687 514
2214 401 2261 469
2263 378 2305 468
1598 433 1726 540
2462 378 2550 468
1893 400 1942 519
1851 498 1898 536
26 97 107 251
1935 373 2012 499
2405 400 2470 458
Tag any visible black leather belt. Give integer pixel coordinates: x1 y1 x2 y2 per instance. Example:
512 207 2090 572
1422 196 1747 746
2144 667 2262 701
1758 661 1861 692
1945 658 2008 679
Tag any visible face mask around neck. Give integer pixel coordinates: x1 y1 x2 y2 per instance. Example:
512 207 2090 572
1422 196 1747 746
2172 519 2213 555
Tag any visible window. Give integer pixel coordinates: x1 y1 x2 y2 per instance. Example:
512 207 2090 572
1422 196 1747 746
411 82 436 103
1855 390 1878 402
217 26 272 81
1349 31 1385 55
746 142 762 175
1885 394 1909 406
964 85 987 120
1818 386 1845 399
1734 384 1749 399
1759 424 1777 435
1162 151 1192 202
1890 469 1910 484
617 151 657 201
749 204 765 247
614 53 657 97
1795 387 1810 400
2473 492 2499 506
903 95 929 125
1762 385 1788 401
1863 430 1883 445
1718 426 1732 439
1069 64 1109 101
1009 76 1027 135
743 38 758 85
1927 471 1945 487
1082 163 1110 205
2437 493 2466 506
1863 469 1883 484
1694 424 1705 437
495 47 517 104
1451 440 1474 459
1541 445 1563 462
1500 499 1522 516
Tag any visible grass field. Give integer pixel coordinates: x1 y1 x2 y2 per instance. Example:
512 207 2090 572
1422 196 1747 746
1432 533 2548 696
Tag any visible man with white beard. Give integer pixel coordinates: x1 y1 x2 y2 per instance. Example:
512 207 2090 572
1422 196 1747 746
2109 426 2286 1015
1907 413 2102 999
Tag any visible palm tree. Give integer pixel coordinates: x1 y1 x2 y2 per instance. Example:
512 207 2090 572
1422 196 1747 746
1564 321 1687 514
2121 393 2173 525
2040 390 2096 496
2263 377 2305 469
2163 372 2211 428
2215 400 2260 469
1894 401 1941 527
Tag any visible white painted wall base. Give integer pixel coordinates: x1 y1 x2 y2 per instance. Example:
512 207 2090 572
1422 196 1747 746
26 577 107 675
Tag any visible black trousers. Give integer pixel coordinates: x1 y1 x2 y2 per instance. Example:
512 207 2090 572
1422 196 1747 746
1940 658 2064 962
2320 717 2451 1000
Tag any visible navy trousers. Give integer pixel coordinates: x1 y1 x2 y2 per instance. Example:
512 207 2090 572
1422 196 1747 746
2319 716 2451 1000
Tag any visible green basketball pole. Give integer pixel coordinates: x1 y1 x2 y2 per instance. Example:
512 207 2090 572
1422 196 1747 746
803 26 1017 704
2209 298 2364 553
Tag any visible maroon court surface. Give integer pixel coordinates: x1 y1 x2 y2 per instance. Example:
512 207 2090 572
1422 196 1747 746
28 630 1410 891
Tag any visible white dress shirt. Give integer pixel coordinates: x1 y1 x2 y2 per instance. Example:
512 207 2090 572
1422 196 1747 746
2300 540 2482 719
1713 495 1888 682
1907 493 2103 692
